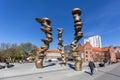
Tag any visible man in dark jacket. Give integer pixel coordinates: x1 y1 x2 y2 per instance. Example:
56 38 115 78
88 60 96 75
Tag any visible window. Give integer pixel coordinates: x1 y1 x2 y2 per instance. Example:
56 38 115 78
86 59 88 61
90 52 92 54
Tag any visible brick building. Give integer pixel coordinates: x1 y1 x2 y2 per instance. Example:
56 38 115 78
77 42 93 62
77 42 116 62
114 46 120 61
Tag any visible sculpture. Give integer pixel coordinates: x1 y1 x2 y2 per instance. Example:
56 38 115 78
70 8 83 71
35 8 83 71
57 28 66 66
35 17 53 68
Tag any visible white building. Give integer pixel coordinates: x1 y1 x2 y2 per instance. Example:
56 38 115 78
84 35 102 48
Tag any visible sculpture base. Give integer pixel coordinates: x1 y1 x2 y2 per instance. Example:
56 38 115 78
74 56 82 71
75 67 82 71
75 62 82 71
35 59 43 68
60 63 66 67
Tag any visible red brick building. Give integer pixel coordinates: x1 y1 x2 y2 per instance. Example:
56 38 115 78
77 42 116 62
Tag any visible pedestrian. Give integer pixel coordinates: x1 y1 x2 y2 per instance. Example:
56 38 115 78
88 60 96 75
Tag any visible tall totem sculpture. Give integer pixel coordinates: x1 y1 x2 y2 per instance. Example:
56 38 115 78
70 8 83 71
35 17 53 68
57 28 66 66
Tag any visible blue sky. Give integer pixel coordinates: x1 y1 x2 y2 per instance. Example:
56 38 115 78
0 0 120 49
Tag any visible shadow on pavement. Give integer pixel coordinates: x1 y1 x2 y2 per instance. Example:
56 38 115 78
84 71 91 75
38 77 43 79
67 63 75 70
43 63 56 68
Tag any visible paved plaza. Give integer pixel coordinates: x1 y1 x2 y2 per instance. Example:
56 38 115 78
0 62 120 80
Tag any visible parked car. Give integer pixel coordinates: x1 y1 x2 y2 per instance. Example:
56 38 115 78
0 65 5 69
99 62 105 67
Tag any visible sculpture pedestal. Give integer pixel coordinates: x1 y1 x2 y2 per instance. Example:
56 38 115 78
74 56 82 71
60 63 66 67
35 59 43 68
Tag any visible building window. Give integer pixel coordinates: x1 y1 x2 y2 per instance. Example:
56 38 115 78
90 52 92 54
86 59 88 61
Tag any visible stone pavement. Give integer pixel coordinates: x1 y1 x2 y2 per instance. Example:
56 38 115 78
0 62 120 80
78 62 120 80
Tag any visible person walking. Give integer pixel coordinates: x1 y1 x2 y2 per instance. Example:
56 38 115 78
88 60 96 75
